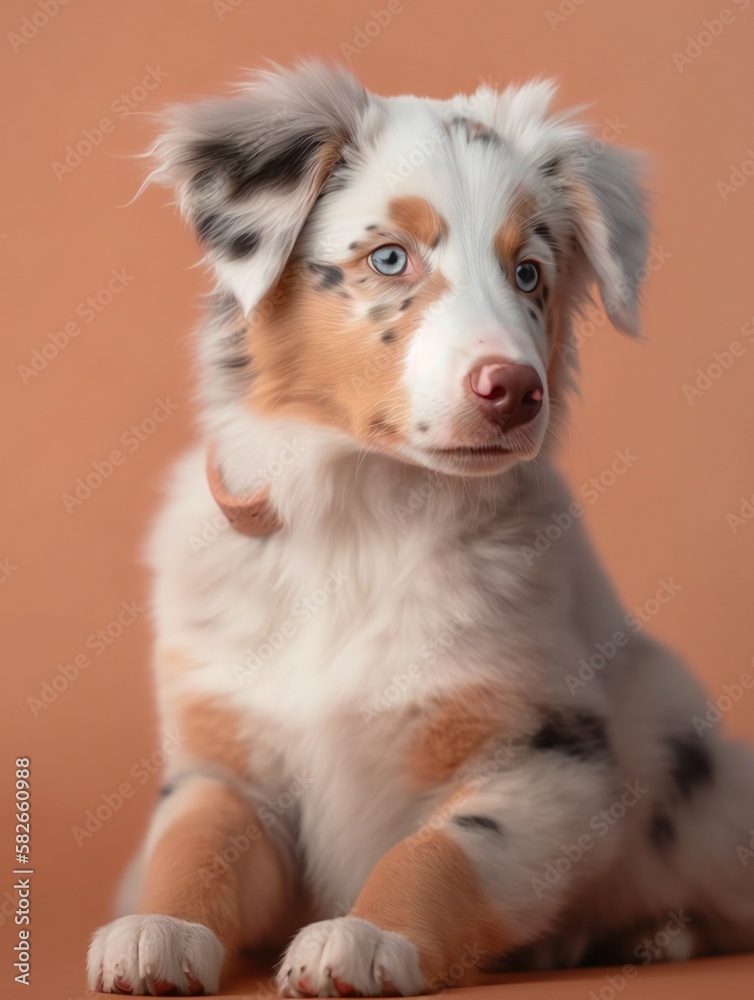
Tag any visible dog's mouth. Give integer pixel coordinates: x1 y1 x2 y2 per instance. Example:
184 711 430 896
406 441 535 477
427 444 514 456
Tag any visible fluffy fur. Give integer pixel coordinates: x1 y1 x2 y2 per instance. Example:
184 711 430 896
87 63 754 996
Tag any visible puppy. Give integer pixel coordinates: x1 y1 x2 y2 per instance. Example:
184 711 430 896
87 63 754 996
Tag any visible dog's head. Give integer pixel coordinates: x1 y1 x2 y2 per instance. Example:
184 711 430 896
153 63 648 478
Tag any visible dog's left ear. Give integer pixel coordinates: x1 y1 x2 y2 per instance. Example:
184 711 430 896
149 62 371 316
564 144 649 337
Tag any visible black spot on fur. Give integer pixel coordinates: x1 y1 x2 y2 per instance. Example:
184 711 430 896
649 809 676 852
381 329 397 344
196 214 260 260
446 115 500 146
400 298 413 311
195 211 227 249
309 263 345 289
527 306 538 322
417 422 429 433
219 352 252 372
541 157 561 177
369 303 391 320
226 230 261 260
349 241 361 251
189 131 326 201
532 710 609 760
535 294 544 311
453 815 503 836
542 285 550 303
668 736 714 800
534 222 559 254
365 224 378 231
158 784 175 799
217 327 253 378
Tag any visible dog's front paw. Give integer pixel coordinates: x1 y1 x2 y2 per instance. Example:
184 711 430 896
87 913 224 995
276 916 426 997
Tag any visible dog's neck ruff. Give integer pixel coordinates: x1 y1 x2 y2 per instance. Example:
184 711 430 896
206 445 281 537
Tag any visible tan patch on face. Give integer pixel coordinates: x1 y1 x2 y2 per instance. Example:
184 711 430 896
388 196 448 249
244 262 450 454
177 696 253 781
139 776 292 951
406 684 528 787
350 827 511 987
495 193 539 264
545 291 570 401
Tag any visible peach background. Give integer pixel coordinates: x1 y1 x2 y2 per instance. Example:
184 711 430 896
1 0 753 997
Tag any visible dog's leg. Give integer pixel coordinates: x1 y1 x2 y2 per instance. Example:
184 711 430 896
277 741 619 996
87 774 293 996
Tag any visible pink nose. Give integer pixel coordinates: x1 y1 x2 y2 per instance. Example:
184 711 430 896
468 359 544 430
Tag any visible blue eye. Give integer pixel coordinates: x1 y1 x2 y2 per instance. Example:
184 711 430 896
369 245 408 276
515 261 540 292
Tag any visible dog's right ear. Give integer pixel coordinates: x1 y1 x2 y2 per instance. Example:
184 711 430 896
150 62 370 316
